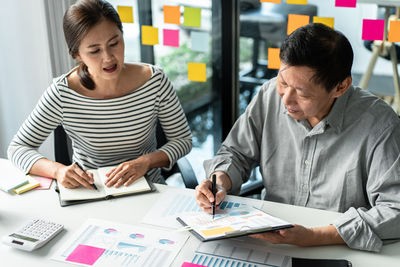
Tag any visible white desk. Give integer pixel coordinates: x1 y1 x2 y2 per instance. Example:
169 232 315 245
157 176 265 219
1 171 399 266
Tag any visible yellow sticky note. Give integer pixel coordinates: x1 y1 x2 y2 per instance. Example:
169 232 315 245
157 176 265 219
188 62 206 82
141 26 159 46
313 16 335 29
287 14 310 35
260 0 281 3
268 48 281 69
117 6 133 23
388 20 400 43
13 178 40 194
184 7 201 28
200 226 235 237
287 0 307 4
164 5 180 25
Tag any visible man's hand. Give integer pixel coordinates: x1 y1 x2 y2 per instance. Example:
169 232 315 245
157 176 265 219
195 171 231 213
105 157 150 188
250 224 345 247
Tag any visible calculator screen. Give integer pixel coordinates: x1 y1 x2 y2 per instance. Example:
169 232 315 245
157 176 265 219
10 233 38 242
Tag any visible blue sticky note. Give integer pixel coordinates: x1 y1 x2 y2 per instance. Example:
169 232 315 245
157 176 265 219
190 31 209 52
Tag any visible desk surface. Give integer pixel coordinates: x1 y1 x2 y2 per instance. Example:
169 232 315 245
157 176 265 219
358 0 400 7
1 174 399 266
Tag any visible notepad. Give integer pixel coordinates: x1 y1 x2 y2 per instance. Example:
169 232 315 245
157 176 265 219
56 166 154 206
13 177 40 194
0 159 29 193
177 206 293 241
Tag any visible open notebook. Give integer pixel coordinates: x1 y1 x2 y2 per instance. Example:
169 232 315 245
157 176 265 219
55 166 155 207
177 206 293 241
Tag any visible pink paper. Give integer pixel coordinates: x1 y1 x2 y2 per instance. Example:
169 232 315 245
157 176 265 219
66 245 105 266
163 29 180 47
335 0 356 8
181 263 207 267
362 19 384 41
32 176 53 190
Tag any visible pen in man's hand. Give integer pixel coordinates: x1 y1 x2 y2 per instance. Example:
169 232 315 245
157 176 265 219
211 174 216 220
74 161 97 190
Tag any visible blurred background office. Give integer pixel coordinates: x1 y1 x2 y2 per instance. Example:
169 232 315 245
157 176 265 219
0 0 397 190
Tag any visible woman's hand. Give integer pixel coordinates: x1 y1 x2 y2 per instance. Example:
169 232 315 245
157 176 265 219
55 164 94 190
105 157 150 188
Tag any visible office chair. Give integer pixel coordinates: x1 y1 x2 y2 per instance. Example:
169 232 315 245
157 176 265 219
53 123 198 189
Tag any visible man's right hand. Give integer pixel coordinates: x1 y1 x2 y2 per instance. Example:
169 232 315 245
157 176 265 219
195 171 231 213
56 164 94 190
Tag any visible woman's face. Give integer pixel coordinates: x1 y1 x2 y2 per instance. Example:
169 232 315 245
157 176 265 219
76 19 124 82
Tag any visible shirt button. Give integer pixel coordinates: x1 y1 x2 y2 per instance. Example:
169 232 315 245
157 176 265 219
302 184 308 191
305 160 311 165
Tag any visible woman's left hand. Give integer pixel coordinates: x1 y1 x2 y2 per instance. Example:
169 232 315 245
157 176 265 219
105 157 150 188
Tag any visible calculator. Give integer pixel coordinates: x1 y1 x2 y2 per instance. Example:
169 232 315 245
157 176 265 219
2 219 64 251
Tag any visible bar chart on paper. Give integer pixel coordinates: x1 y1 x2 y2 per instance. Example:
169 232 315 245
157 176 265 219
191 240 291 267
52 219 188 267
142 190 263 228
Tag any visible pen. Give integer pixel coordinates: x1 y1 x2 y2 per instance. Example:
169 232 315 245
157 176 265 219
211 174 216 220
74 161 97 190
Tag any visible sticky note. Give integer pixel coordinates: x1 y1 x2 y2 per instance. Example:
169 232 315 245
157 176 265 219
191 31 209 52
268 48 281 69
287 14 310 35
184 7 201 28
13 178 40 194
31 175 53 190
200 226 235 237
260 0 281 3
388 20 400 43
181 263 207 267
163 29 179 47
117 6 133 23
313 16 335 29
66 245 105 265
335 0 357 8
287 0 307 4
164 5 180 25
188 62 206 82
362 19 384 41
141 26 159 45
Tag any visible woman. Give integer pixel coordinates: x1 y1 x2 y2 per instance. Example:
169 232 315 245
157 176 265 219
8 0 192 189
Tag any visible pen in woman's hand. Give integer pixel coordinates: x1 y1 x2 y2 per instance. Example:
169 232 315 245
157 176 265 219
74 161 97 190
212 174 216 219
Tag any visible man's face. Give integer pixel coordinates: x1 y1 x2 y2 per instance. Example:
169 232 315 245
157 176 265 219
276 64 340 127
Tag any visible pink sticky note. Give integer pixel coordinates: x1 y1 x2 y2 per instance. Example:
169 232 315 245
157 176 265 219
362 19 384 41
163 29 179 47
181 263 207 267
335 0 356 8
32 176 53 190
66 245 105 266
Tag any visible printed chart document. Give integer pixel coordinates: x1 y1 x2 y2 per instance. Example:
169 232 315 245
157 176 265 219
190 239 291 267
56 166 154 207
177 205 293 241
52 218 188 267
142 189 263 229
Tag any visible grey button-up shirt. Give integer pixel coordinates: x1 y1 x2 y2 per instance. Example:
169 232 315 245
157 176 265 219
204 78 400 252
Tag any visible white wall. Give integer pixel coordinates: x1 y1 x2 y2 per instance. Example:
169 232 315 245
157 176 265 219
0 0 54 159
308 0 393 75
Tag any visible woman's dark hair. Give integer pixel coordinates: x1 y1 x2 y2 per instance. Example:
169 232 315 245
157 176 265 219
280 23 353 92
63 0 123 90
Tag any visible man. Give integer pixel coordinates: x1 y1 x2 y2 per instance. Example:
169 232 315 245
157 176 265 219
195 23 400 252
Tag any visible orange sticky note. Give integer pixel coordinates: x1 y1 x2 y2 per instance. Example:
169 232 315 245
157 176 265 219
287 0 307 4
117 6 133 23
188 62 206 82
313 16 335 29
200 226 235 237
260 0 281 3
268 48 281 69
287 14 310 35
141 26 159 46
388 20 400 43
164 5 180 25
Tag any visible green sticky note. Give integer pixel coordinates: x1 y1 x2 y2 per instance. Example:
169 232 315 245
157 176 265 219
184 7 201 28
